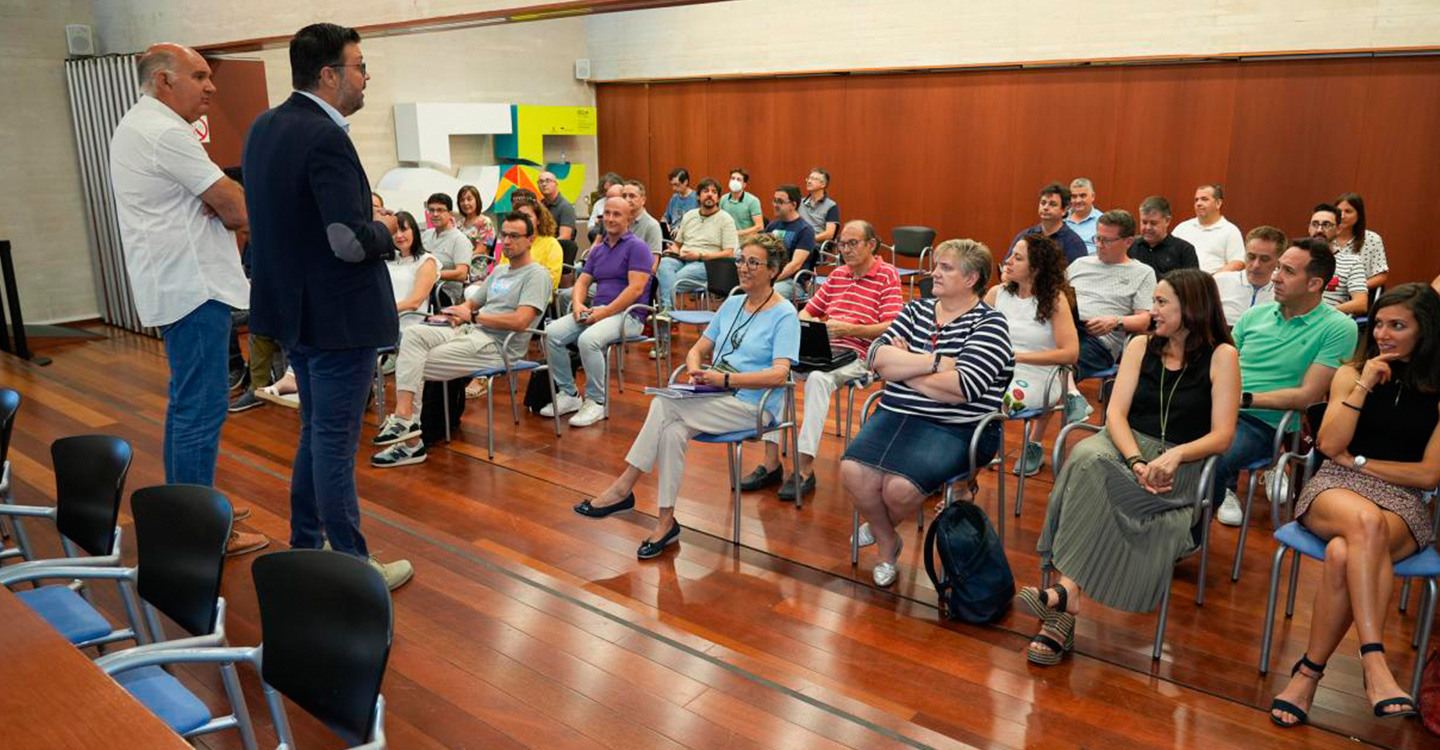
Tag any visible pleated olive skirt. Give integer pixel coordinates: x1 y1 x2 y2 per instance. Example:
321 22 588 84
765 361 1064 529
1036 428 1205 613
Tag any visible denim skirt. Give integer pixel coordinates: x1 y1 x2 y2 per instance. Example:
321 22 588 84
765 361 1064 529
842 407 1001 495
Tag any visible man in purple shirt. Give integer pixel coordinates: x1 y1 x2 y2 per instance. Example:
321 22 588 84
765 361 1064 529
543 199 654 427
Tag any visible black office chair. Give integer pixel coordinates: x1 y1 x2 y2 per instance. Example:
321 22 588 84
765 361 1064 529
890 226 936 295
11 485 257 747
98 549 394 749
0 436 132 617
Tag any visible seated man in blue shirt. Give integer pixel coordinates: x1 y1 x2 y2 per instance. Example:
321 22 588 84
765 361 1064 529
1010 182 1088 264
766 184 817 305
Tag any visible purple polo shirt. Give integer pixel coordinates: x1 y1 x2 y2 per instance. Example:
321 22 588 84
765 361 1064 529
584 230 654 317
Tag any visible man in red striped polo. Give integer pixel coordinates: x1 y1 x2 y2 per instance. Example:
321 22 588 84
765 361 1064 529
742 219 904 501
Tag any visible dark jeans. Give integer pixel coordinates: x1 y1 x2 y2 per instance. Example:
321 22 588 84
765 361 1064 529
1076 330 1117 380
286 343 376 557
159 300 232 485
228 309 248 376
1211 412 1279 501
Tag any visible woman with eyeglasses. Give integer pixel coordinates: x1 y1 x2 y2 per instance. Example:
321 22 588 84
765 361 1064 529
573 233 800 559
842 239 1014 587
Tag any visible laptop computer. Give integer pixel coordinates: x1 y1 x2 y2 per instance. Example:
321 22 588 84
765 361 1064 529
794 319 859 373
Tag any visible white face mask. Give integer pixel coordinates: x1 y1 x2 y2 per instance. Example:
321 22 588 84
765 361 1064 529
728 179 743 193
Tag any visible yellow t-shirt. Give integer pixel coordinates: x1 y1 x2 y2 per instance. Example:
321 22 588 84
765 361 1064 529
499 235 563 288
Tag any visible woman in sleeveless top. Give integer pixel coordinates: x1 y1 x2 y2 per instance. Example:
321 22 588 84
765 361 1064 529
985 232 1079 477
456 184 496 260
1023 269 1240 666
386 211 438 329
1268 284 1440 728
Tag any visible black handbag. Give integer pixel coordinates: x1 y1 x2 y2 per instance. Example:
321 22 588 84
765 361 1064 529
923 500 1015 624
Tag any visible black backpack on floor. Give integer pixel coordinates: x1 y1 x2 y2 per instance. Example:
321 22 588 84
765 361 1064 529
923 500 1014 624
419 375 470 445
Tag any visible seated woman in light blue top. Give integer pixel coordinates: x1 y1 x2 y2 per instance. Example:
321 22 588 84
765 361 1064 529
574 233 800 560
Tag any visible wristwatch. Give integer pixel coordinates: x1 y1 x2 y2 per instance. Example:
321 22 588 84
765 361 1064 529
1353 455 1368 471
1241 391 1254 409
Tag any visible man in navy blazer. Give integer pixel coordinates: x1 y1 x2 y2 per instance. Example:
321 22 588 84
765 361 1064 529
243 22 412 589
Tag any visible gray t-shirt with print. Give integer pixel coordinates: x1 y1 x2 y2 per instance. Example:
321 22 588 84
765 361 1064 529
423 226 474 302
1066 255 1156 358
468 260 553 361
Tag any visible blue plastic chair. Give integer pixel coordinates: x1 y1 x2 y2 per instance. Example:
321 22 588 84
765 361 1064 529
677 366 799 545
996 365 1075 532
1228 410 1300 582
441 327 561 459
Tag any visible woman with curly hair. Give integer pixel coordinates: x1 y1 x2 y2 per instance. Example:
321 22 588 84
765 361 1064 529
984 232 1080 476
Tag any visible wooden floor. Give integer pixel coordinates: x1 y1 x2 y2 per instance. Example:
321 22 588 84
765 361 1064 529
3 324 1436 750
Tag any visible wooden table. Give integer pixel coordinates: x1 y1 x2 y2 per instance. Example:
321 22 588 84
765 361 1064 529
0 587 191 749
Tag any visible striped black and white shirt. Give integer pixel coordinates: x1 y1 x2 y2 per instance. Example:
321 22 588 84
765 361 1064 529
878 299 1013 424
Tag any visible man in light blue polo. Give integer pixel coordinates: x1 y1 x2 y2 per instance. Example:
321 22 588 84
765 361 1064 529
1214 237 1358 526
1064 177 1102 255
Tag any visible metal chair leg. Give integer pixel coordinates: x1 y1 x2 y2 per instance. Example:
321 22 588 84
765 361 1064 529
1015 418 1032 518
220 661 258 750
1152 584 1171 661
544 366 561 437
1232 470 1260 581
1196 504 1212 606
1258 544 1288 674
485 376 496 460
442 380 452 443
1284 549 1301 617
1400 577 1412 614
729 445 742 545
1409 579 1437 697
507 372 521 424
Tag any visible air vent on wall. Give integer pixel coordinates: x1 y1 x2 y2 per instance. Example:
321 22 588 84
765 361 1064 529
66 24 95 57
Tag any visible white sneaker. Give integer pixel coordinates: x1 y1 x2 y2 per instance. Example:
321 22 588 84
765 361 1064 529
568 399 606 427
1216 489 1244 526
540 391 583 418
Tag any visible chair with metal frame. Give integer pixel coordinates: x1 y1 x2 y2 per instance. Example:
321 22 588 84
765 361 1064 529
848 389 1006 565
372 282 447 423
96 549 394 750
672 366 801 543
657 258 742 377
0 435 135 644
600 303 663 420
1044 419 1221 660
997 365 1074 527
1228 409 1300 582
2 485 259 748
439 327 561 459
1256 403 1440 698
888 226 936 295
0 388 21 553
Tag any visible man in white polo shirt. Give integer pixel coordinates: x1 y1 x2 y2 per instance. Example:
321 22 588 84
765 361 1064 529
109 42 266 555
1173 183 1245 274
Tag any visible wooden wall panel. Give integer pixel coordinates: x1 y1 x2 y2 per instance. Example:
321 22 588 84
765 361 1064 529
599 56 1440 285
205 58 269 170
1353 56 1440 289
596 82 650 196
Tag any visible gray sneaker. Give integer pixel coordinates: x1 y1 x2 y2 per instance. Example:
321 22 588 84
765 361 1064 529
1064 393 1093 424
368 555 414 590
370 441 427 468
228 390 264 413
1012 441 1043 477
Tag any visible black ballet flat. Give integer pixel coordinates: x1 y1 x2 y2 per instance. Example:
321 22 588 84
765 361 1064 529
1359 643 1420 719
1269 653 1326 728
636 520 680 559
573 493 635 518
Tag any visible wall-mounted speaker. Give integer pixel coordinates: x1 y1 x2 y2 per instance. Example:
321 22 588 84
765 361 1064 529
66 24 95 57
574 58 591 81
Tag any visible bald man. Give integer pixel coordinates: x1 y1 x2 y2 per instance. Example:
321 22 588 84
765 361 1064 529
110 43 265 555
537 171 577 241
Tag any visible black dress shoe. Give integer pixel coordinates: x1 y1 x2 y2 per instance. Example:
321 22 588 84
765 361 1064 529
573 493 635 518
777 473 816 501
739 464 784 491
637 520 681 559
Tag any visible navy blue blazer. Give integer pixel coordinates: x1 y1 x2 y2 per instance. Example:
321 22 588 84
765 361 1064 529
242 93 398 350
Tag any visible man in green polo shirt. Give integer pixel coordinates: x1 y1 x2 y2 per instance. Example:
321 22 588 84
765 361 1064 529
1214 237 1358 526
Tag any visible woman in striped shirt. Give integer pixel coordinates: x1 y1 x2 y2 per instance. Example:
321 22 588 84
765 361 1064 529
842 239 1014 587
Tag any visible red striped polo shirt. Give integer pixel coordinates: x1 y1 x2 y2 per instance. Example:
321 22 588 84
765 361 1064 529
803 259 904 354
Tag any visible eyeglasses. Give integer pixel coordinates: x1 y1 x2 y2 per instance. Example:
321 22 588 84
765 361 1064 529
771 198 790 205
1309 220 1337 229
537 177 556 185
327 62 367 76
500 231 529 241
734 257 765 270
426 207 448 215
1094 235 1127 246
836 239 866 250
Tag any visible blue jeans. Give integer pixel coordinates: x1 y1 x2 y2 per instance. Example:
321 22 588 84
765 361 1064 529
286 344 376 557
544 312 642 404
657 257 707 309
1076 330 1117 380
159 300 232 485
1211 412 1279 501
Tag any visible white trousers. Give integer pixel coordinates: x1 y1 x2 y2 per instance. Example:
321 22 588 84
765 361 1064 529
763 359 869 458
394 324 506 421
626 394 764 509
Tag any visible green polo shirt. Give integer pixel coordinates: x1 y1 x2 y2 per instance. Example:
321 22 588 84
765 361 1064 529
1233 300 1358 428
719 191 762 231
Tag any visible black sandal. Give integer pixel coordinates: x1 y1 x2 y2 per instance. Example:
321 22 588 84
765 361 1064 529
1269 653 1326 728
1359 643 1420 719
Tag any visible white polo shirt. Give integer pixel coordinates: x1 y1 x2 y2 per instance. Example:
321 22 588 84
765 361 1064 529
1214 270 1274 327
1172 216 1245 274
110 95 248 327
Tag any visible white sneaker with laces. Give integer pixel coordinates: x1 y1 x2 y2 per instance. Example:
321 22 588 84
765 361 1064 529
1216 489 1244 526
569 399 607 427
541 391 583 418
